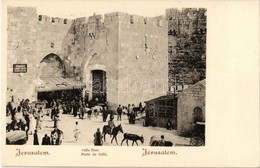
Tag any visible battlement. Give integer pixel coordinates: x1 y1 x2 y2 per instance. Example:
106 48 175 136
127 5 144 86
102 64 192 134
8 6 169 29
74 17 89 24
102 12 167 27
104 12 128 22
88 14 102 23
37 14 73 25
10 6 167 28
166 8 206 19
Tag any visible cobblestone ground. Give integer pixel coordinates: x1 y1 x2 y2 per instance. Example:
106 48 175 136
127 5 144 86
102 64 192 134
23 112 190 146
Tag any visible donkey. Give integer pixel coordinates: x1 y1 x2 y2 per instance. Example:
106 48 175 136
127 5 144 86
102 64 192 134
121 133 144 146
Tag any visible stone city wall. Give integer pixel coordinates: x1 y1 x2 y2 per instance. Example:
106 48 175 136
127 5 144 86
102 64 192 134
7 7 172 109
118 13 168 106
167 8 206 86
7 7 38 102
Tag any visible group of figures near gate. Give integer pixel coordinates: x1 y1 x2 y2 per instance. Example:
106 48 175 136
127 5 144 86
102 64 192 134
49 96 146 124
6 99 64 145
49 97 113 121
6 97 174 146
70 102 172 147
70 101 147 146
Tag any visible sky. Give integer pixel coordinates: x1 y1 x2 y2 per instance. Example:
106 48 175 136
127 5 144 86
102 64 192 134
4 0 201 19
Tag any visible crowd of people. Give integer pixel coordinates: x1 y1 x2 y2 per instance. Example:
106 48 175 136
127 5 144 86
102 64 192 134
6 99 44 135
48 99 146 145
6 98 65 145
6 95 150 145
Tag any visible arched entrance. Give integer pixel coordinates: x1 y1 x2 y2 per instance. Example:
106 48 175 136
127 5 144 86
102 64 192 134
36 53 83 107
81 52 107 103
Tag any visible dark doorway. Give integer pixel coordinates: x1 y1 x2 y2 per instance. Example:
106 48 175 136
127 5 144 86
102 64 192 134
92 70 106 103
193 107 203 123
37 89 82 108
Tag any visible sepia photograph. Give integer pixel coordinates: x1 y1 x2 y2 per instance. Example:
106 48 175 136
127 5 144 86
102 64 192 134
5 5 206 147
1 0 259 167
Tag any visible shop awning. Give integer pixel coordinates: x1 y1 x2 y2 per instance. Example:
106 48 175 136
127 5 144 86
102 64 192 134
35 77 85 92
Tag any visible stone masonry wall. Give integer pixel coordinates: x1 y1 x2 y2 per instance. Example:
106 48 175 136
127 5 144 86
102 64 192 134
166 8 206 86
7 7 38 102
61 17 87 68
36 15 73 68
118 13 169 106
61 13 120 106
7 7 168 108
177 83 205 135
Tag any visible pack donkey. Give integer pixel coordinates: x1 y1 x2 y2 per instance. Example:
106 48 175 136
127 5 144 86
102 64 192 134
121 133 144 146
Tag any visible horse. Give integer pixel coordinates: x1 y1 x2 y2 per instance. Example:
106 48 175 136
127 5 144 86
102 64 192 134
121 133 144 146
51 129 63 145
102 124 123 145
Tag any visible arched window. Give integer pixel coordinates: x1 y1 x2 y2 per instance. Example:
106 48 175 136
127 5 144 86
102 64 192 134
193 107 203 123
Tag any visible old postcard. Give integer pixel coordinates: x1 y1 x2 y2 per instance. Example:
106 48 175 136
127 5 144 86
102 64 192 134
1 0 259 167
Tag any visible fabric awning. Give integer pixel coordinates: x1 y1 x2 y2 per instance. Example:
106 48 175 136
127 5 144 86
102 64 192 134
35 77 85 92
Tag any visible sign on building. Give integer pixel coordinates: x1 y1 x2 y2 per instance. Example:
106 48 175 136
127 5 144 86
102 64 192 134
13 64 27 73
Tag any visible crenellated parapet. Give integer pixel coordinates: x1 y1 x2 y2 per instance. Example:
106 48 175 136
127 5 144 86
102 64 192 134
37 14 73 25
37 10 168 28
166 8 206 19
88 14 102 23
35 11 167 39
103 12 167 27
166 8 206 34
104 12 128 22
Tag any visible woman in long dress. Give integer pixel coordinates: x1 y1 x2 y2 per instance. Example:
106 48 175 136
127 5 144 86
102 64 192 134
33 130 39 145
36 110 42 130
94 128 103 146
54 115 60 128
73 121 81 143
29 114 36 135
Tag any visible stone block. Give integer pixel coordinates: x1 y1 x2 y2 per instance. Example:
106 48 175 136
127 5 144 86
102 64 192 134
145 17 157 26
130 15 144 24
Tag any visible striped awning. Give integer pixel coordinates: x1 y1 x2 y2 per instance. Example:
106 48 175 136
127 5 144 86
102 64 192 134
35 77 85 92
